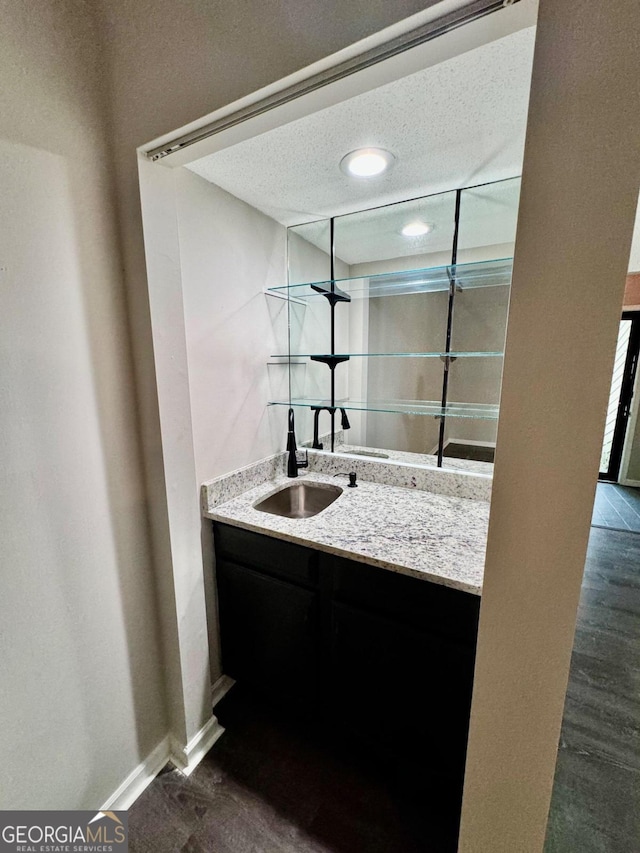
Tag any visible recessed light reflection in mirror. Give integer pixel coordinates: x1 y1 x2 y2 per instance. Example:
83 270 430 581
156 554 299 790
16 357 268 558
401 221 434 237
401 221 433 237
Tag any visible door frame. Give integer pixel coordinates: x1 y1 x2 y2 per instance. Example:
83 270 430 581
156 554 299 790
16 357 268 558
599 311 640 482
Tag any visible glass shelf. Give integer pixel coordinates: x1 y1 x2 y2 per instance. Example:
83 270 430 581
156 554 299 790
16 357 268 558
268 398 500 420
268 257 512 300
270 351 504 359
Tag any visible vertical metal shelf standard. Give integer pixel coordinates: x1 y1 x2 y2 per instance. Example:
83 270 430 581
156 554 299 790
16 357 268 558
437 187 462 468
305 216 351 453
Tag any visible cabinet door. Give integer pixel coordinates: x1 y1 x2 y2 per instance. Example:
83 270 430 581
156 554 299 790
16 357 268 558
217 560 320 710
214 522 319 588
330 602 475 778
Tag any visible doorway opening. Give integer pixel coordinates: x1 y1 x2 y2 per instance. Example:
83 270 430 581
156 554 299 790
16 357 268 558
137 3 538 849
136 1 640 851
599 312 640 482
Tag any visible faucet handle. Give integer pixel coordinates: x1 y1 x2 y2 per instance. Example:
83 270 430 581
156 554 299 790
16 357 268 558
295 449 309 469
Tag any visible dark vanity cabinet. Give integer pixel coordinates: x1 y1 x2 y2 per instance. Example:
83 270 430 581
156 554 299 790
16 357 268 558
214 523 321 713
213 522 480 783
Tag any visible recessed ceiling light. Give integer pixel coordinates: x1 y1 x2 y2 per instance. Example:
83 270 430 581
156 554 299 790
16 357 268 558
401 221 433 237
340 148 395 178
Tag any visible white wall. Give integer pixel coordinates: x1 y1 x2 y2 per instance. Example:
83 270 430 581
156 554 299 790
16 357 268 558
137 156 215 745
628 194 640 274
0 1 167 808
175 168 288 484
98 0 434 759
31 0 635 842
459 0 640 848
172 170 292 689
624 384 640 482
622 200 640 483
366 290 450 452
287 231 351 446
352 243 513 453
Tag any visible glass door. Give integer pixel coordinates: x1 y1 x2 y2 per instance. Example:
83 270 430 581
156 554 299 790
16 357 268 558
600 313 640 481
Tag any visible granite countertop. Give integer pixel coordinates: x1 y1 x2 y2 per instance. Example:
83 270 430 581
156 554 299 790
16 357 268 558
204 471 489 596
333 443 494 475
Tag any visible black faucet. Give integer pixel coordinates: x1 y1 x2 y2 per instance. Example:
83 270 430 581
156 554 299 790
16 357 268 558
312 406 333 449
312 406 350 449
286 408 308 478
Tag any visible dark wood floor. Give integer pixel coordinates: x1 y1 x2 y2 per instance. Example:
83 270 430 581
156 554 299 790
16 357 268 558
128 688 454 852
544 527 640 852
129 525 640 853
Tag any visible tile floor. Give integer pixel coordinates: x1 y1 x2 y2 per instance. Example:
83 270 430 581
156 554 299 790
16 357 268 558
544 525 640 852
592 482 640 533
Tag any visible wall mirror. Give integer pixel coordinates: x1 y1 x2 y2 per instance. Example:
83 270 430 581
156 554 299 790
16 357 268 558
268 176 521 471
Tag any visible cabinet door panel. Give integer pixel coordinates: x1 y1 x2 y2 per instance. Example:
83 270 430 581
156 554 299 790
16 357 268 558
328 553 480 646
214 522 318 587
330 602 474 776
217 560 319 707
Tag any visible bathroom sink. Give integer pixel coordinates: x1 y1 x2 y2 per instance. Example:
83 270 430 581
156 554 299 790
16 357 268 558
254 482 342 519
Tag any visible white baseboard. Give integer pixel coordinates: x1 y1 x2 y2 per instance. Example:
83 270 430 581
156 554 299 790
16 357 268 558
618 478 640 488
170 714 225 778
101 735 172 811
101 676 235 807
211 674 236 708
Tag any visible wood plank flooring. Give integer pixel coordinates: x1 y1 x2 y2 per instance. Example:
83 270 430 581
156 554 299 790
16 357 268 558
544 527 640 852
592 482 640 533
128 690 452 852
128 524 640 852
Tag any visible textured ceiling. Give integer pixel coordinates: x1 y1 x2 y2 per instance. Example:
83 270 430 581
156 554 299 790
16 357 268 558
287 177 522 266
187 26 536 241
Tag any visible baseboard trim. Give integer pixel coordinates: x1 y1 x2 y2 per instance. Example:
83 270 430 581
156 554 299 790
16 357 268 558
618 478 640 488
170 715 225 777
101 735 172 811
211 674 236 708
101 676 235 808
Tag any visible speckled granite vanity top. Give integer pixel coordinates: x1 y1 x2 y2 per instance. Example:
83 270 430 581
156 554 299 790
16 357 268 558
202 460 490 595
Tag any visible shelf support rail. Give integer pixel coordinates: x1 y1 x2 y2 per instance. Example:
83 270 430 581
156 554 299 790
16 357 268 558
330 216 336 451
437 188 462 467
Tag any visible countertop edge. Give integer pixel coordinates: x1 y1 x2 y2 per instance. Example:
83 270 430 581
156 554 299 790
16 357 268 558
204 510 483 597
